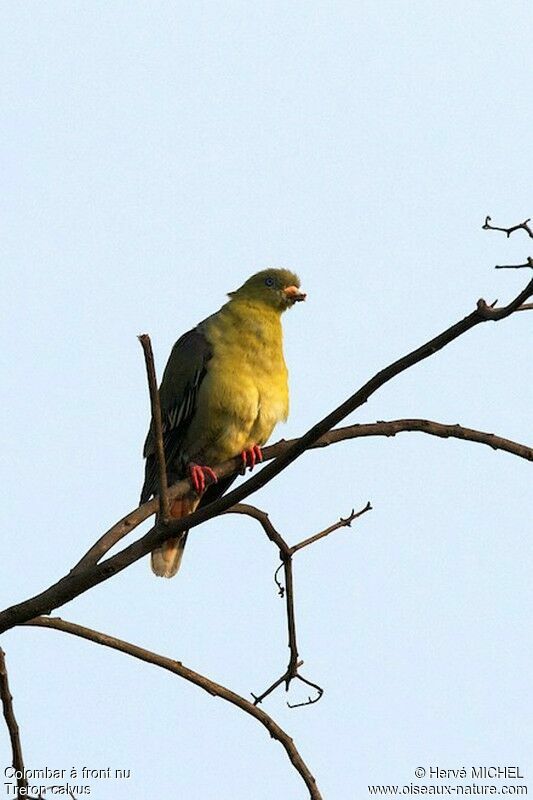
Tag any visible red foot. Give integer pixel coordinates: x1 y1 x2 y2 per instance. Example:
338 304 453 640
241 444 263 473
188 463 218 495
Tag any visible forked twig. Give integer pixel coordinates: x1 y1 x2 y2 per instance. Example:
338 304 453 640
483 215 533 239
483 215 533 270
287 675 325 709
228 502 371 707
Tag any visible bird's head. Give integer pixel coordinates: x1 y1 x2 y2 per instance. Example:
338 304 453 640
228 268 306 312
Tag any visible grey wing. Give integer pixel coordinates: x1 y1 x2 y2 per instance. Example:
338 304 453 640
140 326 212 504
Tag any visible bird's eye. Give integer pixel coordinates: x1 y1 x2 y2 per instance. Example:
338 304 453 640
264 277 275 287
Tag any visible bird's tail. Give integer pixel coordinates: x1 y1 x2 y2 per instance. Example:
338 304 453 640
150 496 199 578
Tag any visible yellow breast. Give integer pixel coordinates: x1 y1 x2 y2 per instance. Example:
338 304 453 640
184 299 289 464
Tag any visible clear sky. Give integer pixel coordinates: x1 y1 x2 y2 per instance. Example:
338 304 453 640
1 2 531 798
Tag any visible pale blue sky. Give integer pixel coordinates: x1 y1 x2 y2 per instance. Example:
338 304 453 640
1 2 531 798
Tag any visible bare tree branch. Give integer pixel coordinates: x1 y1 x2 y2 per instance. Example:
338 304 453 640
312 419 533 460
0 648 29 798
0 417 529 639
138 334 170 522
483 215 533 269
495 258 533 270
483 215 533 239
290 503 372 554
1 278 531 636
229 502 371 707
227 504 309 705
68 417 533 571
24 617 323 800
77 414 530 569
69 411 531 578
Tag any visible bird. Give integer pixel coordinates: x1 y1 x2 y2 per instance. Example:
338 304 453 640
141 268 306 577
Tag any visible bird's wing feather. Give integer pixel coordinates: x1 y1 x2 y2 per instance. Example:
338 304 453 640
140 326 212 503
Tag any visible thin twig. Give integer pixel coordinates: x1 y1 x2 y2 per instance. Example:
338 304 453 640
25 617 323 800
274 563 285 596
291 502 372 554
483 215 533 239
0 649 29 798
495 257 533 270
287 675 324 709
251 673 291 705
138 334 170 522
1 279 532 635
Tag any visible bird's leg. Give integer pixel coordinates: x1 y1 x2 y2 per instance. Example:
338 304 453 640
188 463 218 495
240 444 263 473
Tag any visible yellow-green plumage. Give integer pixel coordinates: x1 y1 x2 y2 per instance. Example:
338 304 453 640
184 298 289 463
141 268 305 577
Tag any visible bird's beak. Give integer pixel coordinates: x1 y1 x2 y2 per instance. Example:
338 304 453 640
283 285 307 303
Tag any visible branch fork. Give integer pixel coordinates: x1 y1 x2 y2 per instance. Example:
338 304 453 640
483 215 533 239
229 502 372 707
